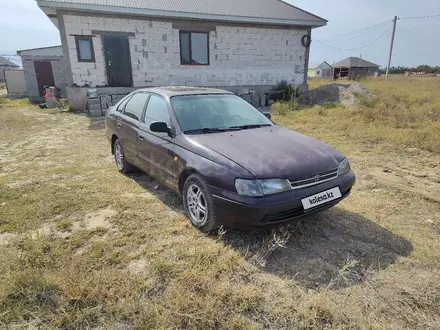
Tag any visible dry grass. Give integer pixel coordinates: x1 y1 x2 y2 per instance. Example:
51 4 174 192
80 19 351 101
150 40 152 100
292 76 440 153
1 77 440 329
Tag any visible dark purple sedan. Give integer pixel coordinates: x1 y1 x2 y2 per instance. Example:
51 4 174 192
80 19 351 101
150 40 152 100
105 87 355 232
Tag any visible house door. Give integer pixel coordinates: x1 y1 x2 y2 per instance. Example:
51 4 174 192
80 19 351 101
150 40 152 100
34 61 55 96
103 35 133 87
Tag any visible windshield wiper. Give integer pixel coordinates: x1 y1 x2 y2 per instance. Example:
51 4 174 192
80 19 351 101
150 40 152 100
228 124 272 130
184 127 240 134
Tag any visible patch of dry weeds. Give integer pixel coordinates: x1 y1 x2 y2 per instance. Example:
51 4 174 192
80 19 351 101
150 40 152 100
1 86 440 329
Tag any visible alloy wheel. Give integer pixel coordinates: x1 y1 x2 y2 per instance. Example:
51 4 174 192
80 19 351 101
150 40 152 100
186 183 208 224
115 143 124 170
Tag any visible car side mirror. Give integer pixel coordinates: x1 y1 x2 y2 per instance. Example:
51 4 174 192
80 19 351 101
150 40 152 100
263 112 271 120
150 121 172 136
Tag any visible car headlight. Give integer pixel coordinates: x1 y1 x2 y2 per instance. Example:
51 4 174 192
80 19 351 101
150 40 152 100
235 178 291 197
338 158 351 176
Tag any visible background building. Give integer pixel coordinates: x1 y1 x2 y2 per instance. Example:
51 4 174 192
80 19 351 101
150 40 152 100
333 57 379 80
308 61 333 79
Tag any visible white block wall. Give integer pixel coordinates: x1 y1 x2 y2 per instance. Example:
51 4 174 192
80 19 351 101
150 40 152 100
63 14 308 88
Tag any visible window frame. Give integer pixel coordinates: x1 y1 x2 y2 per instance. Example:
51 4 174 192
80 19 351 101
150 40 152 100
179 31 210 66
122 92 149 122
75 36 95 63
143 93 172 126
116 94 133 113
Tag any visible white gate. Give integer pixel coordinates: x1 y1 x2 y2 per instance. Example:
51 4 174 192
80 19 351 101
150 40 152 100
4 70 27 98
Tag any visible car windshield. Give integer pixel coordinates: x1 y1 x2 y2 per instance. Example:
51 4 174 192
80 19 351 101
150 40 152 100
170 94 272 133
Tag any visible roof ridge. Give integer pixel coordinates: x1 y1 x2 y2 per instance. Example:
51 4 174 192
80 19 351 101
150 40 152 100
334 56 379 68
275 0 327 22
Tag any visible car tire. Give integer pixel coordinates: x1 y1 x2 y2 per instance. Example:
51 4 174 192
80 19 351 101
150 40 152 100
183 174 219 233
113 139 134 174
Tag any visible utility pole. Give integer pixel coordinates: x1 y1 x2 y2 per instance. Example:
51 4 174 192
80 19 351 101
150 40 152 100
386 16 398 80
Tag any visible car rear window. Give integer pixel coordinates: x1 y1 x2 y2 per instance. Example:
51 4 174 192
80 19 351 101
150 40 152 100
123 93 148 121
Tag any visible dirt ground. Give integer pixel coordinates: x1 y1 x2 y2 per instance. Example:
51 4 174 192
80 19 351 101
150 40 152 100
1 78 440 329
307 83 373 106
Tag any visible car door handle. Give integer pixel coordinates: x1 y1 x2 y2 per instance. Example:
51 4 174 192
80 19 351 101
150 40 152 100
139 135 145 140
117 122 121 129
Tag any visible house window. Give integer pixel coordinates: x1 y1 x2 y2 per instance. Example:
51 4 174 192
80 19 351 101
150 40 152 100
317 70 321 75
180 31 209 65
75 36 95 62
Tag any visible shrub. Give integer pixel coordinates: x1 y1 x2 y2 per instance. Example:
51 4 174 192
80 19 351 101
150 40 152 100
356 94 379 109
271 80 302 102
321 102 339 109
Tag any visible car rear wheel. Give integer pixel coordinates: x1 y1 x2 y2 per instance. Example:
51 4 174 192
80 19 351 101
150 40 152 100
183 174 219 233
114 139 134 174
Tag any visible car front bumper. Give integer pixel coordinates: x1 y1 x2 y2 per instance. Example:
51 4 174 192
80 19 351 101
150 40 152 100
211 170 356 228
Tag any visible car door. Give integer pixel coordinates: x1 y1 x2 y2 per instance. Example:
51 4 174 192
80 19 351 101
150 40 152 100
106 94 132 140
118 92 149 165
137 94 178 190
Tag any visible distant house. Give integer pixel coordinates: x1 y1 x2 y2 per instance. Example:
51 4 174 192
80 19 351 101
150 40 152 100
333 57 379 80
35 0 327 109
308 61 332 79
0 57 20 82
17 46 69 102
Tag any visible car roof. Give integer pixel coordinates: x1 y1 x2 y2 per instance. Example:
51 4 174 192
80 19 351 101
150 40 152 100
136 86 234 98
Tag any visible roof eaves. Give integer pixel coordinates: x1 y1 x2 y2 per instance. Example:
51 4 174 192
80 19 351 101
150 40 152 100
17 45 62 54
37 0 327 27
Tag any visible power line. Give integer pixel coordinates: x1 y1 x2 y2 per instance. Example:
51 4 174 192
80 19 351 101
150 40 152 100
359 26 393 49
321 20 392 41
345 23 392 41
313 24 392 51
400 14 440 20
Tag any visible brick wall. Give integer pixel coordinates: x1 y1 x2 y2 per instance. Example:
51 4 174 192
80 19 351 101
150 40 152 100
63 14 308 89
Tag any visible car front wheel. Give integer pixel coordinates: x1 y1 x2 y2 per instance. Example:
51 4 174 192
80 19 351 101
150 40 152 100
183 174 219 233
114 139 134 174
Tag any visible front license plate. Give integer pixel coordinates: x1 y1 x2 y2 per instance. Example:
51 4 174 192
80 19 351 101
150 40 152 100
301 187 342 210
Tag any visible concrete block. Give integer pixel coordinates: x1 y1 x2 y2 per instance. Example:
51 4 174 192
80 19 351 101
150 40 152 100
88 98 101 105
89 109 103 117
67 87 88 111
89 103 102 111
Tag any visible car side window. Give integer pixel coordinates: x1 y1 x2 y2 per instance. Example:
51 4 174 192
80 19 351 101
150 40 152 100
144 95 170 124
116 95 132 112
123 93 149 121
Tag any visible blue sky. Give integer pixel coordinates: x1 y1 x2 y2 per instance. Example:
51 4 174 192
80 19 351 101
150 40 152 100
1 0 439 68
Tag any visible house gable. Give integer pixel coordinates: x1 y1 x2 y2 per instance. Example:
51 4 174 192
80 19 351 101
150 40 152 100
316 61 332 70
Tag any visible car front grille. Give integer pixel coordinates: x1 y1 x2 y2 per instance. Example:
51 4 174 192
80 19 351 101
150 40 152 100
289 168 339 190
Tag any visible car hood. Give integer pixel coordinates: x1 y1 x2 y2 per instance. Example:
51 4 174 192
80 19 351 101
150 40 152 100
188 126 344 179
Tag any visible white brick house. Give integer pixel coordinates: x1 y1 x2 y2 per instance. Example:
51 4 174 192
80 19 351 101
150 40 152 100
36 0 326 103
